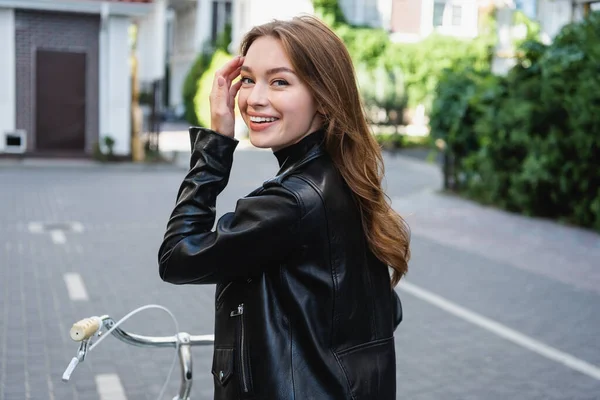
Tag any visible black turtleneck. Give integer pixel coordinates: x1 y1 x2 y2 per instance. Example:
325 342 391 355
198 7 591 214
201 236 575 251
273 129 326 168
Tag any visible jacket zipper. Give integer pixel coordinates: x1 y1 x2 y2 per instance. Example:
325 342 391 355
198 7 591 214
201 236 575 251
230 303 251 393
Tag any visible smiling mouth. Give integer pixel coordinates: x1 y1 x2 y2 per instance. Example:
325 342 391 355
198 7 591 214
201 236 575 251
249 117 279 124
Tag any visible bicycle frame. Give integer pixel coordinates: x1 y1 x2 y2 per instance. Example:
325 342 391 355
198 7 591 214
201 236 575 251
64 315 214 400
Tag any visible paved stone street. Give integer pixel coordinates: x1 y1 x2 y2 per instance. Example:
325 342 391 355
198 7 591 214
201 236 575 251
1 146 599 400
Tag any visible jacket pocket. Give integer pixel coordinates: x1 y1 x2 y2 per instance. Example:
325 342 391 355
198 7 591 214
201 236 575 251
334 337 396 400
230 303 254 396
211 347 234 387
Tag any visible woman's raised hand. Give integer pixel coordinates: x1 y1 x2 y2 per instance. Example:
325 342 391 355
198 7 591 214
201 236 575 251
209 56 245 138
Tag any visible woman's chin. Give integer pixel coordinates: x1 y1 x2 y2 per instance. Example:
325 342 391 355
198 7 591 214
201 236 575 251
248 133 274 150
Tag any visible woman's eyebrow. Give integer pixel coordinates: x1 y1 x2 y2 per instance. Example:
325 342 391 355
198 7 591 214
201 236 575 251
241 66 296 75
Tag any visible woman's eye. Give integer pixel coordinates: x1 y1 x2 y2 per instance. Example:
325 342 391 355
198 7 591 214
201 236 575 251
272 79 289 87
241 77 254 84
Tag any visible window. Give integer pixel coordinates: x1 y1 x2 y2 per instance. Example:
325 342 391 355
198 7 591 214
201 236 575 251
433 1 445 27
514 0 537 19
433 1 465 29
211 0 233 43
451 5 462 27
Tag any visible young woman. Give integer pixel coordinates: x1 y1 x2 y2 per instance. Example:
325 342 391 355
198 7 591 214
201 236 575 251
158 15 410 400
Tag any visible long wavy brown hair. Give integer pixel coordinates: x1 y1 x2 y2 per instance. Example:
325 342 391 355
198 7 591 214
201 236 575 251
240 15 410 286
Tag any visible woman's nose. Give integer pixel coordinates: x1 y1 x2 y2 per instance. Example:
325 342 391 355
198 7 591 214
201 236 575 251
247 83 268 107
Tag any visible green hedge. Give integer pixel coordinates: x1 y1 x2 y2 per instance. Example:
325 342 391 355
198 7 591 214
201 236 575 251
192 50 234 128
315 0 496 111
182 52 212 126
182 25 232 126
430 11 600 231
385 32 495 111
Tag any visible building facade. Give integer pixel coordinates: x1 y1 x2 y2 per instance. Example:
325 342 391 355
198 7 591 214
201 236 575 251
389 0 480 42
0 0 152 157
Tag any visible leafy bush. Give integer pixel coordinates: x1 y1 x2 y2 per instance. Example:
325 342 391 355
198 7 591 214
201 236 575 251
356 62 407 125
374 133 432 151
533 11 600 227
192 49 234 128
397 36 493 110
335 25 390 68
314 0 495 112
215 22 232 52
313 0 346 25
182 22 233 126
182 51 212 126
375 133 405 150
430 11 600 231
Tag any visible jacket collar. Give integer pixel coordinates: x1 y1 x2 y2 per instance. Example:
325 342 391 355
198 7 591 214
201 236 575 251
273 129 326 169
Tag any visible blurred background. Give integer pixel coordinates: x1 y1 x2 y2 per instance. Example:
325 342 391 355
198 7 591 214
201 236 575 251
0 0 599 399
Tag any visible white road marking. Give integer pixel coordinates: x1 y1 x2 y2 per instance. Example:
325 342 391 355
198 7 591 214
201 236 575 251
399 281 600 381
27 222 43 233
71 222 85 233
51 230 66 244
95 374 127 400
63 273 89 301
27 221 83 244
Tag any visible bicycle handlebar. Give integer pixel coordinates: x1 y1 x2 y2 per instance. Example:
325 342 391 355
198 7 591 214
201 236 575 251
69 315 214 347
63 311 214 400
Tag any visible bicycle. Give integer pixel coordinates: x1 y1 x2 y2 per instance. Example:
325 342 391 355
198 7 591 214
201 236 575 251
62 304 214 400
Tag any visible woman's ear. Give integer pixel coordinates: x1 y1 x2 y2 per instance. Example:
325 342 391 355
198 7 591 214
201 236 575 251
317 105 327 116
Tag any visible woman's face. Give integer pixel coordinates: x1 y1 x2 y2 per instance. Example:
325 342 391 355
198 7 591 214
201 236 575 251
238 36 323 152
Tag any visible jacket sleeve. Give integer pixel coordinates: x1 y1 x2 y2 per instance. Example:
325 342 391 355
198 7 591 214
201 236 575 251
158 127 303 285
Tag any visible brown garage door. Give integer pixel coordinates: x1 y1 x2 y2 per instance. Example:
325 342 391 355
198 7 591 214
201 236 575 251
36 50 86 151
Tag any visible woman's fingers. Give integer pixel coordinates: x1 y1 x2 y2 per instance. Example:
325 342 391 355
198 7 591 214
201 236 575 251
227 66 242 83
210 56 244 137
212 57 243 98
215 56 243 82
229 80 243 103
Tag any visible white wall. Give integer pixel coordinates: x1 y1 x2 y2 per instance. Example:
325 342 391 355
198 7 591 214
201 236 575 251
168 3 199 109
0 7 16 153
377 0 392 30
421 0 479 38
100 15 132 156
420 0 434 37
169 54 195 110
537 0 573 43
137 0 166 82
195 0 213 52
172 5 198 56
231 0 314 51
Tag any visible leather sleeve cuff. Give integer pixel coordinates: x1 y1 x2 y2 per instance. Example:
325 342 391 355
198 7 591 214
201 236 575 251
188 127 239 170
189 126 238 149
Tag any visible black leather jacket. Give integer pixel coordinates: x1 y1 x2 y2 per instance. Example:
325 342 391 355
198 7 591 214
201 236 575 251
159 127 403 400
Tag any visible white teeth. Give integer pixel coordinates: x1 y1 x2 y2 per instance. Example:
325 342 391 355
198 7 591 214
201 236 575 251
249 116 277 123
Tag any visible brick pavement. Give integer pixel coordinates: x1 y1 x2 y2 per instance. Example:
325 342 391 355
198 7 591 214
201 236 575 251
0 151 599 400
392 189 600 294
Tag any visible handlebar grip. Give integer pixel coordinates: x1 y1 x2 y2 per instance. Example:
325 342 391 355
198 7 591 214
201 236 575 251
70 317 101 341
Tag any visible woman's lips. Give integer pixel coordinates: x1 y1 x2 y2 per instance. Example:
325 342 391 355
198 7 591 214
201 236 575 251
248 119 279 132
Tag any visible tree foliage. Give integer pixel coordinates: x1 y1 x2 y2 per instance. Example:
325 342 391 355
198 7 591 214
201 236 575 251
430 12 600 230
